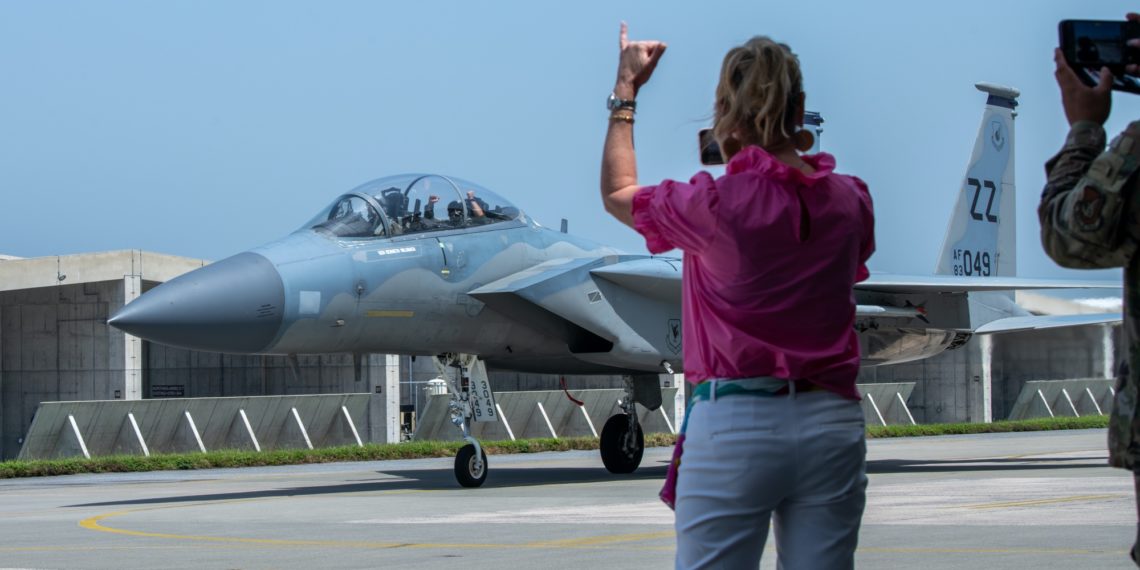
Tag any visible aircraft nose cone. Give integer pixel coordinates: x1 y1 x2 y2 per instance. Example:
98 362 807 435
108 252 285 353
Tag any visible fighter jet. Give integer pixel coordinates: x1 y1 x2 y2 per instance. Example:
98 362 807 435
109 83 1119 487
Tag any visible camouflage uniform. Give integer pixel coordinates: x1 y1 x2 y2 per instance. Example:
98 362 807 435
1039 120 1140 471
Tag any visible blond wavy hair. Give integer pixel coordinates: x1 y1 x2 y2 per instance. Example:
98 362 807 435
712 36 803 158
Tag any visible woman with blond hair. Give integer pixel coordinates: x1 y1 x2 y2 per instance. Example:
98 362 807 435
600 24 875 569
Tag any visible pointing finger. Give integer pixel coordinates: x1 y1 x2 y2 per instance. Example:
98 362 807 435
620 21 628 50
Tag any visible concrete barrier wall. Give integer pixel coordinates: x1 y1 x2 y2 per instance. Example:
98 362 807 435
1006 379 1113 420
415 388 681 441
415 383 919 441
13 377 1047 461
858 383 917 426
18 393 372 460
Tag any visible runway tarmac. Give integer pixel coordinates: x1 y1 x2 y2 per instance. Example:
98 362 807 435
0 429 1132 569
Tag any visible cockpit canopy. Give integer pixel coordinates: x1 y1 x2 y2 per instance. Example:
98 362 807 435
304 174 523 239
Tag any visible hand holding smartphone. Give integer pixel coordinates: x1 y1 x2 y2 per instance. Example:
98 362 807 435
698 112 824 165
698 129 723 166
1059 19 1140 94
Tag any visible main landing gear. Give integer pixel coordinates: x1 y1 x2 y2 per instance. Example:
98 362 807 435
598 374 663 474
431 359 669 484
433 354 498 488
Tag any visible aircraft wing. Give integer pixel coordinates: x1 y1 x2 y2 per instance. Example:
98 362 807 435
973 313 1122 334
589 257 681 301
857 274 1120 294
469 255 1120 370
468 255 682 371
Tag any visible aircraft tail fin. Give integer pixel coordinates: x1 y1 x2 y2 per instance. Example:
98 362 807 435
934 83 1019 277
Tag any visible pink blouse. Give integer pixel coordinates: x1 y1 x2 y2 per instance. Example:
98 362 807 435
631 146 874 400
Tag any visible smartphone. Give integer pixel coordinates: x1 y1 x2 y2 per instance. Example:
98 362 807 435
698 128 723 166
698 111 825 166
1059 19 1140 94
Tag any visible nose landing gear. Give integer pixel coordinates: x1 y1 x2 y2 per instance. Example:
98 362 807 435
434 354 498 488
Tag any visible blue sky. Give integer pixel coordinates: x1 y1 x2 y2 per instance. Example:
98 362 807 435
1 1 1136 284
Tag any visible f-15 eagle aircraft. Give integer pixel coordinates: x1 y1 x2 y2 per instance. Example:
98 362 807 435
109 83 1119 487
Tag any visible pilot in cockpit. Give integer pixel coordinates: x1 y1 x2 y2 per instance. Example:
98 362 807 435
333 198 353 219
423 195 463 228
418 191 502 229
465 191 488 219
377 187 407 235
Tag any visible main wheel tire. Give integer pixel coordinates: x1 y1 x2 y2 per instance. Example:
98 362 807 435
600 413 644 474
455 443 488 488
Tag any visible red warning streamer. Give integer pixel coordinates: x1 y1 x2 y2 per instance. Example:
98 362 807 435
560 376 585 406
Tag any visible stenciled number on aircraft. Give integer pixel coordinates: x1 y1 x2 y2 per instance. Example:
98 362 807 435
469 374 497 422
967 178 999 223
951 248 992 277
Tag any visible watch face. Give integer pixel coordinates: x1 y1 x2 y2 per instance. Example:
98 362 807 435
607 93 634 111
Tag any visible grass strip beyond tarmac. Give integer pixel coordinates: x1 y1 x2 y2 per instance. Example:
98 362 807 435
0 415 1109 479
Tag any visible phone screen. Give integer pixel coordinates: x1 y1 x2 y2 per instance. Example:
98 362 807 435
1069 21 1127 65
1060 19 1140 94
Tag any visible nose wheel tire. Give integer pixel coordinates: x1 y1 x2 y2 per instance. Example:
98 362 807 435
455 444 488 487
600 413 644 474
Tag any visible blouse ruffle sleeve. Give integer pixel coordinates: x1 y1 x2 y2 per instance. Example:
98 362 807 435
631 172 720 255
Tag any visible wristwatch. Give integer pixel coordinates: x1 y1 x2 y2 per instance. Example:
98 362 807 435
606 92 636 112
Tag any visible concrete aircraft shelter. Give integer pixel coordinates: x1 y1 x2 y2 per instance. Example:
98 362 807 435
0 251 202 459
0 251 405 460
0 250 1123 461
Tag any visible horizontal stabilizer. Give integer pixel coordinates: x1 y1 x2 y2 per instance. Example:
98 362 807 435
858 274 1119 294
973 313 1121 334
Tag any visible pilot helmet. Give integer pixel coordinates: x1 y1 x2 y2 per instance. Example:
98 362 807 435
447 201 463 221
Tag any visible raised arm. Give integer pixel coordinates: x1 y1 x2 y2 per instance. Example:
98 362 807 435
600 22 666 228
1039 48 1138 269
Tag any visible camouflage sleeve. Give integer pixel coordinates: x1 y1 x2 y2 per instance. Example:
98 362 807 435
1038 120 1140 269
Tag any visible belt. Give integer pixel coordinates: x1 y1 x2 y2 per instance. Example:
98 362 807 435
691 377 820 401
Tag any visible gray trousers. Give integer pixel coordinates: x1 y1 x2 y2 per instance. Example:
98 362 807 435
674 389 867 569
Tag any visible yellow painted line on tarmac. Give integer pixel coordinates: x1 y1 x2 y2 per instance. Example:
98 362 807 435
0 545 237 553
528 530 674 548
78 504 673 551
81 508 471 549
963 493 1123 510
72 506 1132 557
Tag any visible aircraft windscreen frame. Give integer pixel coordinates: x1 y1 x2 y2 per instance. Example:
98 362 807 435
304 174 524 239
